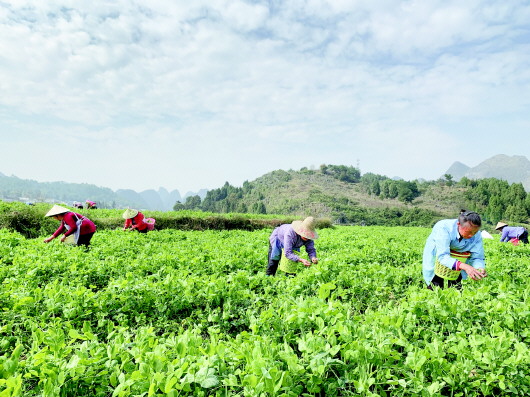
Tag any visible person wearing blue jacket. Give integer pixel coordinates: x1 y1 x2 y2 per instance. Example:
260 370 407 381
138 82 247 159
423 210 487 289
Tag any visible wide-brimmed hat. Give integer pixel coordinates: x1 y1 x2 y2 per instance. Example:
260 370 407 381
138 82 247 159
45 205 70 217
495 221 508 230
122 208 139 219
292 216 319 240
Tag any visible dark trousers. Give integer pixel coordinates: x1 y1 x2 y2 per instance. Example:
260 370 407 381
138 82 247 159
136 227 148 234
266 243 279 276
428 274 462 290
519 230 529 244
77 232 95 248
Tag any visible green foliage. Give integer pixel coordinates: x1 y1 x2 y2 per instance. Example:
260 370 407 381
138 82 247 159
166 168 530 228
173 195 202 211
361 175 420 204
443 174 455 186
0 202 332 237
321 164 361 183
459 178 530 224
5 168 530 236
1 227 529 396
0 202 57 238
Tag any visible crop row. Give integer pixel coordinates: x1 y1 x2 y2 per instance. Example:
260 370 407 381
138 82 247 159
0 227 529 396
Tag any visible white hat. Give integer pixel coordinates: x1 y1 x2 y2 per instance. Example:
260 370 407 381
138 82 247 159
45 205 70 217
122 208 139 219
292 216 319 240
495 221 508 230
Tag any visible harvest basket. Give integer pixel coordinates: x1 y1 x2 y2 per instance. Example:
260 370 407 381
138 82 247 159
434 261 461 280
279 249 302 274
144 218 156 231
63 235 76 246
434 250 471 280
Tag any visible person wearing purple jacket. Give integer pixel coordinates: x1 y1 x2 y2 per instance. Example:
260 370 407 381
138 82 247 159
266 216 319 276
495 222 528 244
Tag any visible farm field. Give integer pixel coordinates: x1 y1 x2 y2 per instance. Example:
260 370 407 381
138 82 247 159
0 226 529 396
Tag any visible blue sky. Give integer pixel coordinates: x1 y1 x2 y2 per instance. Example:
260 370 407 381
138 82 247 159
1 0 529 194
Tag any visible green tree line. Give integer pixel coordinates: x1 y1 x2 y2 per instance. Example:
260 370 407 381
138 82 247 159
172 165 530 228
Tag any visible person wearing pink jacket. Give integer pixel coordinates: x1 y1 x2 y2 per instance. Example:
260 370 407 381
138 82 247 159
44 205 97 247
122 208 148 233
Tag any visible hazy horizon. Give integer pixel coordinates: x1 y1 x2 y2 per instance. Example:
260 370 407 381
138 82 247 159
2 152 528 194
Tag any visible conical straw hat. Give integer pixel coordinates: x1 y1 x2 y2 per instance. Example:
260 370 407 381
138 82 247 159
292 216 319 240
122 208 139 219
495 221 508 230
45 205 70 217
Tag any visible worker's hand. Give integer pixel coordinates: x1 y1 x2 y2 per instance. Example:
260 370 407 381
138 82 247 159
43 237 53 243
60 236 66 243
300 258 311 267
311 257 318 264
461 264 487 281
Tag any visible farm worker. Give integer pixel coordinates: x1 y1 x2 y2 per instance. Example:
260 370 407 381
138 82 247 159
43 204 97 247
86 200 97 209
122 209 148 233
423 210 487 289
266 216 319 276
495 222 528 244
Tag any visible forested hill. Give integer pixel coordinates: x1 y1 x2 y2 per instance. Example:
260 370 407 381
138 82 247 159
175 165 530 228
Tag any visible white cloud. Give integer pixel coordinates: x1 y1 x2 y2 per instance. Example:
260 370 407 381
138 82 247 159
1 0 529 192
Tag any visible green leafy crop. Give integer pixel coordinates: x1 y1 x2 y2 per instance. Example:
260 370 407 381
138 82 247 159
0 226 529 396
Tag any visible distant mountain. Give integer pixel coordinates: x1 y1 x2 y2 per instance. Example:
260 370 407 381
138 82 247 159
115 189 150 209
444 154 530 190
142 190 166 210
0 174 142 208
183 189 208 200
116 188 207 211
116 188 192 210
444 161 470 180
0 173 206 210
158 187 182 209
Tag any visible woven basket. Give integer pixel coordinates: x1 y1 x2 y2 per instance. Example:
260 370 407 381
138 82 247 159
63 235 76 246
434 260 461 280
434 250 471 280
279 249 302 274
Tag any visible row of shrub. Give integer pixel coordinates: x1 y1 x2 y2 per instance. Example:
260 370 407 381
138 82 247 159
0 201 333 238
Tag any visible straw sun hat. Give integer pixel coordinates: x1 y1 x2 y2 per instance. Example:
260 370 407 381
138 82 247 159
44 205 70 217
292 216 319 240
495 221 508 230
122 208 139 219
